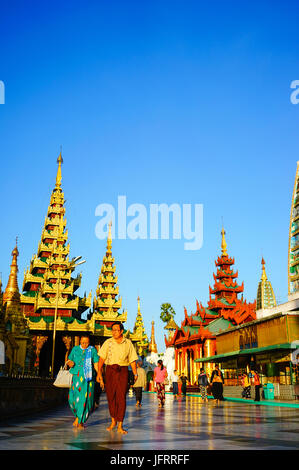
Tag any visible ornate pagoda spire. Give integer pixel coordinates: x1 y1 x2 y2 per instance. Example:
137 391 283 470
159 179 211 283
132 296 149 356
148 320 158 353
3 239 20 307
21 152 91 323
221 227 228 257
207 228 256 324
55 150 63 189
288 161 299 298
3 240 28 334
93 221 127 326
257 258 277 310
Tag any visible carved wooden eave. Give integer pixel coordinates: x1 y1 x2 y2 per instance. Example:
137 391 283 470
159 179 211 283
27 316 93 332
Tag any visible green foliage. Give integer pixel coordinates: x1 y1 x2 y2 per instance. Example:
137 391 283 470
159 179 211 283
160 303 176 323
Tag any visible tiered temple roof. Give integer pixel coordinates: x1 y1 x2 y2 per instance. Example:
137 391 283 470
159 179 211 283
92 221 127 337
20 153 92 332
166 228 256 348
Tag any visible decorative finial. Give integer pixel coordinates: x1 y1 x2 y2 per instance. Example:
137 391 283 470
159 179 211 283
221 227 228 257
107 220 112 251
55 149 63 188
261 257 267 281
3 241 20 304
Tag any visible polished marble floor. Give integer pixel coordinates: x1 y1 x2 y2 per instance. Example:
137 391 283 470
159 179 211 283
0 393 298 450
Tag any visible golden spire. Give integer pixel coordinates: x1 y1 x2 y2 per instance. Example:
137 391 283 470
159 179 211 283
3 238 20 305
261 257 267 281
107 220 112 252
133 296 149 356
257 257 277 310
221 227 228 257
148 320 158 353
55 150 63 189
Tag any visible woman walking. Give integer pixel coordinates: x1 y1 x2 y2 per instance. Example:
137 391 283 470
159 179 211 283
210 365 224 405
133 360 147 407
66 335 99 429
198 368 209 403
154 360 168 408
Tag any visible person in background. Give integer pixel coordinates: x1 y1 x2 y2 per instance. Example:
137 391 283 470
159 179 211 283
133 360 147 407
241 372 251 399
251 369 262 402
210 364 224 405
154 359 168 408
66 335 100 429
197 367 209 403
180 374 188 396
171 369 179 399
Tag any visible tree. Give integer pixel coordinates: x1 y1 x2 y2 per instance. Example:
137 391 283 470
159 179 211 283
160 303 176 324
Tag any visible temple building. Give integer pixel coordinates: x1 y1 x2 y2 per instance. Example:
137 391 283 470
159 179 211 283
0 241 31 375
194 163 299 398
166 228 256 384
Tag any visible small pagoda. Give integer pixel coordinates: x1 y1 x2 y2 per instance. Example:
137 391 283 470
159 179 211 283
166 228 256 383
148 320 158 354
256 258 277 310
0 241 31 375
130 296 149 357
20 153 92 375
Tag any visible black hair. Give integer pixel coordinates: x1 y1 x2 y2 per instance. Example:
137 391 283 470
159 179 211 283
111 321 124 331
158 359 164 370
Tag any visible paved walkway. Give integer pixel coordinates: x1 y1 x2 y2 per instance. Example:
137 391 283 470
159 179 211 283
0 392 298 451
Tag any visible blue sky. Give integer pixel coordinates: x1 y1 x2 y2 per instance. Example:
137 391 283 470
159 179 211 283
0 0 299 352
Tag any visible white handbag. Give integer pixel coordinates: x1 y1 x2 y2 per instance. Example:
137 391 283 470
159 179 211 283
53 365 73 388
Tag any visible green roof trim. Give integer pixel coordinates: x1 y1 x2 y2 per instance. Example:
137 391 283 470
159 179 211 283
195 343 296 363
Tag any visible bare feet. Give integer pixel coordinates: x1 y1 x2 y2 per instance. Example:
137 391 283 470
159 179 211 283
117 426 128 434
107 419 116 431
73 418 78 427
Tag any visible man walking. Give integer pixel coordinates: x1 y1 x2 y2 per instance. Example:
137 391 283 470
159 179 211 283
96 321 138 434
